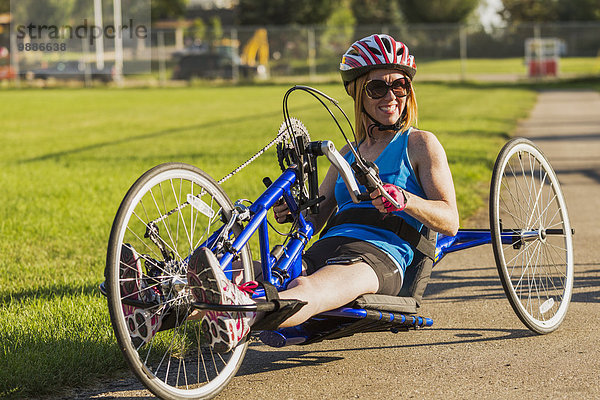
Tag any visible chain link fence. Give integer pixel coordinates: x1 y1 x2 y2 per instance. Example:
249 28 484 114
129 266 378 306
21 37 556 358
3 21 600 85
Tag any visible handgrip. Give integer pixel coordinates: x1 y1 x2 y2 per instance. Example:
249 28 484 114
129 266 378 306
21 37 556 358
356 192 372 202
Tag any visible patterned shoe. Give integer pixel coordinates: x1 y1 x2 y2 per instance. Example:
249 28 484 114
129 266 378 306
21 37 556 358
120 243 162 348
187 247 256 353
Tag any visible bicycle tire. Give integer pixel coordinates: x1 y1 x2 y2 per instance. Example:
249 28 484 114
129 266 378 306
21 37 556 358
105 162 253 399
490 138 573 334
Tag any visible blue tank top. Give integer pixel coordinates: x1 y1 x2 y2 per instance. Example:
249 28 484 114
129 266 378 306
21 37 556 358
320 127 427 275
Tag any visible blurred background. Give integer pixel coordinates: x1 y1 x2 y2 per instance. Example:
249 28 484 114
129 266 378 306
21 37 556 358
1 0 599 87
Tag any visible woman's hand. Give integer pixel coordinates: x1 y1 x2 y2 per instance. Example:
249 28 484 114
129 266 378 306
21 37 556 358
370 184 407 213
273 198 292 223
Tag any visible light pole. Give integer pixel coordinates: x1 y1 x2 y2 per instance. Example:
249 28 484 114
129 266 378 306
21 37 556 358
94 0 105 70
113 0 123 84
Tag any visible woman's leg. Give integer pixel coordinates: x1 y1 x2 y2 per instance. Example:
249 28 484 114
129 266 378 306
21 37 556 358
273 261 379 328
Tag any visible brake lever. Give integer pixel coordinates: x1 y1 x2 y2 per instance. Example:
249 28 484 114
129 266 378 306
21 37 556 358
351 160 403 209
351 160 379 192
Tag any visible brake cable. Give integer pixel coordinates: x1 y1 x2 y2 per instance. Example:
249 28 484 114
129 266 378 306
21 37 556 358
149 85 400 229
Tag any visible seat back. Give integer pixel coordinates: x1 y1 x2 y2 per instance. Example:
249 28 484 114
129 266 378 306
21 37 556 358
397 228 436 306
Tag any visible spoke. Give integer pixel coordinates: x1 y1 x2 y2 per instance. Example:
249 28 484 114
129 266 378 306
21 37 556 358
545 241 568 254
525 168 547 229
189 179 194 254
512 240 529 302
524 242 542 317
176 179 183 255
130 211 182 264
170 178 193 253
208 346 219 383
506 242 536 296
499 176 529 226
140 198 152 229
499 201 528 227
500 175 522 223
193 199 222 253
503 237 540 267
506 161 529 225
177 321 189 389
200 341 209 384
515 154 533 221
531 241 544 320
124 226 164 262
541 242 564 298
150 186 182 261
530 190 558 231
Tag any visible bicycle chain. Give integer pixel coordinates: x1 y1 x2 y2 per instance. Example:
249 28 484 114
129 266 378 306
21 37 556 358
218 117 308 185
149 118 308 226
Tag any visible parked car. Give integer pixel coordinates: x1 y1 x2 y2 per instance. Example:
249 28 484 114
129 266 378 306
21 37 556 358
171 42 210 58
172 53 257 80
26 60 115 82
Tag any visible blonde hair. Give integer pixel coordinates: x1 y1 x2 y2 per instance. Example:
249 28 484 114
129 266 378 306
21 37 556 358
347 73 418 143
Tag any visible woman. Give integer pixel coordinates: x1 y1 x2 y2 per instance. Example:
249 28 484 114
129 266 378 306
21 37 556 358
187 34 459 353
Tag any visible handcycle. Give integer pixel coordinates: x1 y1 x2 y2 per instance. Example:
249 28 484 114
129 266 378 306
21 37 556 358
103 86 574 400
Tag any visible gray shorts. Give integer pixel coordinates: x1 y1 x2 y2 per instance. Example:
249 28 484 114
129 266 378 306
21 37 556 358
302 236 403 296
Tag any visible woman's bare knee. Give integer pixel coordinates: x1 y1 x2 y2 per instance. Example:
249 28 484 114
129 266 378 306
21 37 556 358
280 276 315 300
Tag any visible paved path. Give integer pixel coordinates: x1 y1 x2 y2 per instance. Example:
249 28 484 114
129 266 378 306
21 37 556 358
75 90 600 400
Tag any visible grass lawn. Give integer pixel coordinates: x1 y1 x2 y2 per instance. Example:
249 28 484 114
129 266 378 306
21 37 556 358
0 81 537 397
418 57 600 77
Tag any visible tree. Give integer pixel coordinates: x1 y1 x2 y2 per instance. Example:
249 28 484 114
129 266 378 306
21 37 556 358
207 16 222 42
351 0 403 25
11 0 76 27
0 0 9 14
557 0 600 21
237 0 337 25
186 18 206 42
499 0 559 23
151 0 188 21
321 0 356 55
398 0 480 23
500 0 600 23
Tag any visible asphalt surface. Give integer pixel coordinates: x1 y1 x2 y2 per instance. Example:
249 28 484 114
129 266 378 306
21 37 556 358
72 90 600 400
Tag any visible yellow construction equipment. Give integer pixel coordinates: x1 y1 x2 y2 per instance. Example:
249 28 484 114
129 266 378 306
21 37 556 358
241 28 269 68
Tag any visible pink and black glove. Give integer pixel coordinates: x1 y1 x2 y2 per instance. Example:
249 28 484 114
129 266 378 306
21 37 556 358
381 184 407 212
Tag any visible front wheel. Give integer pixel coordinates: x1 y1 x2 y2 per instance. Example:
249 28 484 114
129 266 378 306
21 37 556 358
490 138 573 334
105 163 253 399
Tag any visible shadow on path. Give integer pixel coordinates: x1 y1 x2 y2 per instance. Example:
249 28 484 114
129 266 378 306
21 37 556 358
238 326 533 376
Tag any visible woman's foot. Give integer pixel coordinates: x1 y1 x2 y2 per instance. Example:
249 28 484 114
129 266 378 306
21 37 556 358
120 244 162 347
187 247 256 353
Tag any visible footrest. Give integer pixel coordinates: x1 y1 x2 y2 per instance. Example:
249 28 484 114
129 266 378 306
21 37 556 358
259 307 432 347
192 301 276 312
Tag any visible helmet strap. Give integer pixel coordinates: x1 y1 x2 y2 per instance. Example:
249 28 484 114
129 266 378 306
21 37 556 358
362 106 406 132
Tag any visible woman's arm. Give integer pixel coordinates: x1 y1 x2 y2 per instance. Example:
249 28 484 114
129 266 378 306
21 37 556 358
274 144 352 233
371 130 459 236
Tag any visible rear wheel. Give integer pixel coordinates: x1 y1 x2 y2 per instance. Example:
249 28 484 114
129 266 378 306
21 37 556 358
490 138 573 334
105 163 253 399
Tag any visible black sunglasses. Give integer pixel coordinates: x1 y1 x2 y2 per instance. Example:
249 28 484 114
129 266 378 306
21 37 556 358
364 78 411 99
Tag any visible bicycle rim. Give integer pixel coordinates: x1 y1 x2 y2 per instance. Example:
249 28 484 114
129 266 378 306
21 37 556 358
106 163 252 399
490 138 573 334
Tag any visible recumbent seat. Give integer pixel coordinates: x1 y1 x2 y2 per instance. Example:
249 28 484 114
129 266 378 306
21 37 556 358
350 227 436 315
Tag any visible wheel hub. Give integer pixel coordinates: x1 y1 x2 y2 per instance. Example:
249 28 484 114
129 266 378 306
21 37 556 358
538 227 547 243
160 259 188 296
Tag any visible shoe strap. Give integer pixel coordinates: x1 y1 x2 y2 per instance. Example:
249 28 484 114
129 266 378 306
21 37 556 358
238 281 259 295
255 280 280 302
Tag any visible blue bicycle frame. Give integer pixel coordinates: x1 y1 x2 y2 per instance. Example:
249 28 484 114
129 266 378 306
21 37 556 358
217 168 313 295
196 161 528 334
